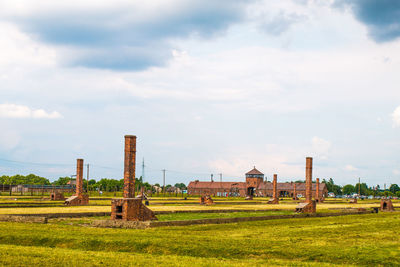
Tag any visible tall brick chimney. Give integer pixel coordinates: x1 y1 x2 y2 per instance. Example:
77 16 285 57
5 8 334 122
76 159 84 197
293 183 297 199
273 174 278 199
305 157 313 203
124 135 136 198
111 135 156 221
316 178 320 201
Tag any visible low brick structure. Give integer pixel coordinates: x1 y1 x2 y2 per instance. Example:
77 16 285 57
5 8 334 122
349 198 358 204
380 199 394 212
65 159 89 206
111 135 156 221
268 174 279 204
296 157 316 213
200 194 214 205
111 198 157 221
188 167 327 198
50 191 65 201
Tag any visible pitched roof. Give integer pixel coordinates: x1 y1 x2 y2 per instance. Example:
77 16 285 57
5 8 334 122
258 182 327 192
245 167 264 175
188 181 246 190
188 181 327 192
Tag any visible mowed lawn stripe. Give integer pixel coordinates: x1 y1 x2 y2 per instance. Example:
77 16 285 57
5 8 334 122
0 213 399 266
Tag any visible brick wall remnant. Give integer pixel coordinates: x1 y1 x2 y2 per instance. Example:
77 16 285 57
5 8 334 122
200 194 214 205
50 191 64 201
380 199 394 211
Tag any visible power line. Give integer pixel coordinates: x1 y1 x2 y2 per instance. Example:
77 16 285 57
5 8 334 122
0 157 244 180
0 158 74 167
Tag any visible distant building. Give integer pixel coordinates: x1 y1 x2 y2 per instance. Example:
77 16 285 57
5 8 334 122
187 167 328 198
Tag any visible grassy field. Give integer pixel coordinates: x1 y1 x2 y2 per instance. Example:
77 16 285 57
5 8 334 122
0 212 399 266
0 202 395 215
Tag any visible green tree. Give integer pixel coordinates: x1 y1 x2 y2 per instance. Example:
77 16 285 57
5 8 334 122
343 184 356 195
174 183 187 190
0 174 50 185
322 178 342 195
52 176 72 185
354 183 369 195
389 184 400 194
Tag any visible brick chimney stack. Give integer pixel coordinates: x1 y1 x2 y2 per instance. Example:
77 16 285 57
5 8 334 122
305 157 313 203
293 183 297 198
124 135 136 198
76 159 84 197
273 174 278 199
316 178 320 201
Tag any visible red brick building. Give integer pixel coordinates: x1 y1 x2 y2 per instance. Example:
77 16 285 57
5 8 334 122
187 167 328 198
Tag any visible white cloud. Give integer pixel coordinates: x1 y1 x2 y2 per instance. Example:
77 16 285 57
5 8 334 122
391 106 400 127
344 164 358 171
311 137 331 159
0 104 62 119
393 169 400 175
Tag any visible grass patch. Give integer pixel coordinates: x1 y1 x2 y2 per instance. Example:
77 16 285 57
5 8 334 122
0 213 399 266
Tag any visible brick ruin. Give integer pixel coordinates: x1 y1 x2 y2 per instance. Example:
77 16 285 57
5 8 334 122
50 191 65 201
188 167 328 198
65 159 89 206
111 135 157 221
296 157 316 213
292 183 299 200
380 199 395 212
267 174 279 204
200 194 214 205
315 178 324 203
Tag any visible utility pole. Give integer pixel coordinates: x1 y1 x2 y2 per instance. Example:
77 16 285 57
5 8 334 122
211 174 214 182
162 169 166 195
358 177 361 196
142 158 145 182
219 173 222 182
86 164 90 193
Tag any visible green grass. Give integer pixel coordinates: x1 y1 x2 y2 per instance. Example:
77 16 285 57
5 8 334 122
156 210 293 221
0 212 399 266
47 210 295 226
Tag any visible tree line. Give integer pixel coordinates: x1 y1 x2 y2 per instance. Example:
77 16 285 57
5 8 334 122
0 174 188 193
323 178 400 197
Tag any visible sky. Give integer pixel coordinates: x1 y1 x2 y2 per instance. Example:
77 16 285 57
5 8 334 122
0 0 400 187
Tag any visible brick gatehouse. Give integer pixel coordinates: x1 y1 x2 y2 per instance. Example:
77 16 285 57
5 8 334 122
187 167 327 198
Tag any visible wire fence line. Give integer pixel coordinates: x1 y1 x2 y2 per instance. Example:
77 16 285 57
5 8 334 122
0 158 244 181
